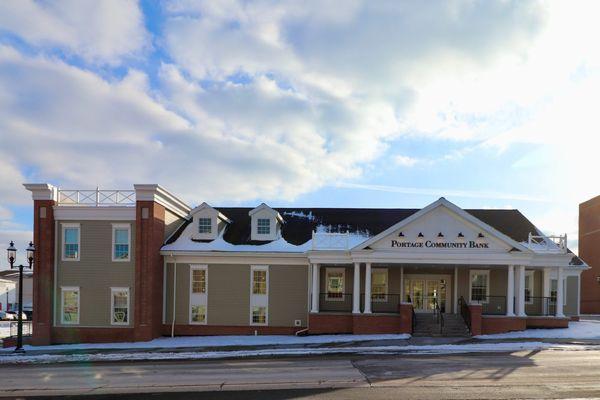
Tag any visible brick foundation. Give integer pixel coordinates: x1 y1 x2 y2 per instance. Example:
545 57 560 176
468 304 483 336
308 313 354 334
51 327 136 344
481 316 526 334
526 317 569 329
309 304 412 335
2 336 32 348
162 324 304 336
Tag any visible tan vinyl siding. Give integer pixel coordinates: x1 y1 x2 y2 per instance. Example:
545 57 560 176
56 220 135 327
269 265 308 326
565 276 579 316
207 265 250 326
164 263 190 323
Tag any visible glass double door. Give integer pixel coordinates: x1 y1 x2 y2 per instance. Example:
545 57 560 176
405 278 447 313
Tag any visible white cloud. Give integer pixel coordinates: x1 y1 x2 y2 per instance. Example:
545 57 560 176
0 0 148 64
394 155 419 167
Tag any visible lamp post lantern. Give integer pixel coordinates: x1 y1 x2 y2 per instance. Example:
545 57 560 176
6 240 34 353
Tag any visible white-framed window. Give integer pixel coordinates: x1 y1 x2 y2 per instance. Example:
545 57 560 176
372 268 388 302
525 271 534 304
326 268 345 301
198 218 212 234
250 265 268 325
550 278 567 306
112 223 131 262
257 218 271 235
469 270 490 303
110 287 130 325
61 286 80 324
62 223 80 261
190 265 208 325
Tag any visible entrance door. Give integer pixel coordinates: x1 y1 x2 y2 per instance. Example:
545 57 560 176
405 277 448 313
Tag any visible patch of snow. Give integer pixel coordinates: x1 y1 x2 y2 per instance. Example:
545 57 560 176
0 342 592 365
282 211 315 221
476 320 600 340
0 333 410 353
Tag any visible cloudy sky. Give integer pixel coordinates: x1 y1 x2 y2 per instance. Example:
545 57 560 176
0 0 598 263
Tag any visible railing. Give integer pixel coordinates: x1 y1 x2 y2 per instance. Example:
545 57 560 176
319 293 353 312
9 321 32 337
473 295 509 315
364 294 402 313
319 293 403 313
526 296 557 316
433 297 444 335
528 233 568 253
408 295 416 334
459 296 471 330
312 232 350 250
57 188 136 206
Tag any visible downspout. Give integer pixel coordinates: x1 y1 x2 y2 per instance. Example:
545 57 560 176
171 253 177 338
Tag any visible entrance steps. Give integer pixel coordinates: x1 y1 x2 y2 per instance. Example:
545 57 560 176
412 313 471 337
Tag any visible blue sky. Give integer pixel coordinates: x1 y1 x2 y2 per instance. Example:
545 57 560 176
0 0 599 264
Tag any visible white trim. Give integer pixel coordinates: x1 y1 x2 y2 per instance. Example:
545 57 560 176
110 287 130 326
189 264 208 325
325 267 346 301
351 197 531 253
23 183 57 201
111 223 131 262
469 269 490 303
525 270 534 304
53 206 135 221
190 202 232 224
61 223 80 262
250 265 269 326
134 184 191 218
60 286 80 325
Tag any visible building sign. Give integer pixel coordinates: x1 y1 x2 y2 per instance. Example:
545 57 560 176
390 240 489 249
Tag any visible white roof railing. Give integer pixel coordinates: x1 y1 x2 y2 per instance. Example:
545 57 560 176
312 231 350 250
57 188 135 206
527 232 568 254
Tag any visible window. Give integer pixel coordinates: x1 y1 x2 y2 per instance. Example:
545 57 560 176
326 268 345 300
550 278 567 306
372 268 388 301
189 265 208 324
192 269 207 293
252 269 267 295
525 271 534 304
111 288 129 325
191 305 206 323
469 270 489 303
252 306 267 324
62 224 80 261
198 218 212 234
257 218 270 235
250 266 268 325
112 224 130 261
61 287 79 324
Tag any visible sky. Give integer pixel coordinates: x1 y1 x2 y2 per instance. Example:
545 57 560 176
0 0 599 265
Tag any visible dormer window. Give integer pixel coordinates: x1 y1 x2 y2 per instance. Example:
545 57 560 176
198 218 212 234
257 219 271 235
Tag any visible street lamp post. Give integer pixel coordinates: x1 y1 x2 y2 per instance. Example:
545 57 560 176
6 241 34 353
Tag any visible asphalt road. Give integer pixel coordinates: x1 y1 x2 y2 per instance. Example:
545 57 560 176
3 349 600 399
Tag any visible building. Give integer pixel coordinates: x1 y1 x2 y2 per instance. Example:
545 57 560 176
0 276 16 312
24 183 585 345
0 270 33 313
579 195 600 313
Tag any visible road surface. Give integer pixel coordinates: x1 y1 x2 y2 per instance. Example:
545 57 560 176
2 349 600 399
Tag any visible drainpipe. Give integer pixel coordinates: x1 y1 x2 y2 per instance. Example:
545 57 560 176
171 253 177 338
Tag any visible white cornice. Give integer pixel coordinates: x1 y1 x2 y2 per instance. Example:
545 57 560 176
23 183 57 201
134 184 191 218
53 206 135 221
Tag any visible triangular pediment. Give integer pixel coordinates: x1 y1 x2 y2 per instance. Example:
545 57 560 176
354 198 530 253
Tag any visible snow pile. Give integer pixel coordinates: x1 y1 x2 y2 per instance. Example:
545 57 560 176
0 342 592 365
0 333 410 353
477 320 600 340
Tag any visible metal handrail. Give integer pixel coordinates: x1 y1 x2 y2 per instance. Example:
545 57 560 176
433 297 444 335
459 296 471 330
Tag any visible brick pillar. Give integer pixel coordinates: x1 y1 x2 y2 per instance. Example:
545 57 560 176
32 200 55 345
468 303 482 336
134 201 166 341
399 302 413 334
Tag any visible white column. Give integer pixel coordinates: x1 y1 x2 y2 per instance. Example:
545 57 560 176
516 265 526 316
352 262 361 314
542 268 549 315
556 267 565 317
311 263 320 313
453 266 458 314
400 266 404 303
364 262 372 313
506 265 515 316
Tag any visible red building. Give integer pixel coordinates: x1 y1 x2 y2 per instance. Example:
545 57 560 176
579 195 600 313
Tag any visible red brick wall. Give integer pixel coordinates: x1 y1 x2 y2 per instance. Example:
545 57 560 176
163 324 304 336
352 314 405 334
51 327 136 344
481 317 526 334
134 201 166 341
308 314 353 334
32 199 55 345
526 317 569 329
468 304 482 336
580 196 600 313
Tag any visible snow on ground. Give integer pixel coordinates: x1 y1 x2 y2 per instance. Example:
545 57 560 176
0 333 410 353
477 320 600 340
0 342 593 365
